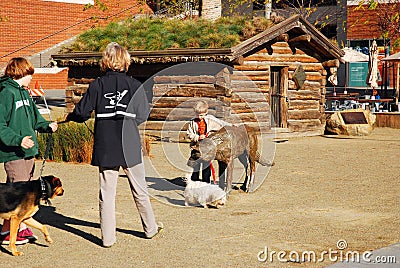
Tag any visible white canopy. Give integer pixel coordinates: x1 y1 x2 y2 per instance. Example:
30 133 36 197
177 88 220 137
381 52 400 61
341 47 369 62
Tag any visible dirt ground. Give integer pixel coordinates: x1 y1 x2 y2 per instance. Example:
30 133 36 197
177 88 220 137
0 127 399 267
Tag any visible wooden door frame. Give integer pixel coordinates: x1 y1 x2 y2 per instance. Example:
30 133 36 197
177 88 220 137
270 66 288 128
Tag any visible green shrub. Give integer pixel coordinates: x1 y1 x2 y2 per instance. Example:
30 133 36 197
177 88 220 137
37 120 94 163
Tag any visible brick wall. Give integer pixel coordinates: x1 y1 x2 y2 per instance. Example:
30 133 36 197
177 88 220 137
29 68 69 90
347 3 400 50
347 6 381 40
0 0 152 67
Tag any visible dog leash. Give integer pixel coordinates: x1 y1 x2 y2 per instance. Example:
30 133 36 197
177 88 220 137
38 132 53 205
203 132 217 185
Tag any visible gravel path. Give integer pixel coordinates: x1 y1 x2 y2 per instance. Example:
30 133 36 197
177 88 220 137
0 127 399 267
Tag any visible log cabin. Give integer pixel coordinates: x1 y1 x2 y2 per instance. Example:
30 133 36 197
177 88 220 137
52 15 344 138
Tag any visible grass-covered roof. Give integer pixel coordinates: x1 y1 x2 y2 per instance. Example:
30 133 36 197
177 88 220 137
61 16 274 53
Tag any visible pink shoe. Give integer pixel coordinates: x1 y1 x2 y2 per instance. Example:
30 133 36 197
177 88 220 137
18 228 38 242
0 233 29 245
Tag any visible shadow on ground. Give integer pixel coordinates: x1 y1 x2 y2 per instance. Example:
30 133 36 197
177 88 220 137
119 175 186 206
147 176 186 206
0 205 148 254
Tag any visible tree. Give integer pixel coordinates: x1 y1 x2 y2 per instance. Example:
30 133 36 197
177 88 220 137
273 0 337 18
353 0 400 51
148 0 200 17
147 0 347 45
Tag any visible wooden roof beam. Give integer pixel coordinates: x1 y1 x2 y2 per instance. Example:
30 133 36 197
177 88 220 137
275 33 289 42
287 34 311 54
322 59 340 68
264 33 289 55
288 34 311 44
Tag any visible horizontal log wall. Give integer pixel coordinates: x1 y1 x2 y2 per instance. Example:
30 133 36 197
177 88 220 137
235 42 326 134
148 66 272 129
65 84 89 113
149 74 230 126
65 41 329 136
228 68 270 127
152 83 224 97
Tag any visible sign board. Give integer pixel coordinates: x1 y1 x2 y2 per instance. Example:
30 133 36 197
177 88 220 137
348 62 369 87
341 112 368 124
293 65 306 89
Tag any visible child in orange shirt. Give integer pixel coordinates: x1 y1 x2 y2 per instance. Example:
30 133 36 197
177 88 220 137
187 100 229 183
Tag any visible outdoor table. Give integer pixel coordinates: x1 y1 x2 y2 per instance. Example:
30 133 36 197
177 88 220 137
357 98 393 103
357 98 394 111
325 93 359 111
326 96 358 101
326 92 359 98
326 93 359 101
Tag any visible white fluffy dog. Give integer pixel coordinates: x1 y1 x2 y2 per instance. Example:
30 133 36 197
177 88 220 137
183 174 226 208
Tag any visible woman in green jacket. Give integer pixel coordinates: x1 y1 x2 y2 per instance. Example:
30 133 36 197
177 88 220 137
0 57 57 245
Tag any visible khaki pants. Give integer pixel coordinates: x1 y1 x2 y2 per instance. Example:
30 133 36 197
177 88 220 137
4 158 35 183
99 162 158 247
1 158 35 233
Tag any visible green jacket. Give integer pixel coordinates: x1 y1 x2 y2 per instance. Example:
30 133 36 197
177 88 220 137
0 76 51 163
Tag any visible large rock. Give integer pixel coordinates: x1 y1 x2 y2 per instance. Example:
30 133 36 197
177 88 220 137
326 109 376 136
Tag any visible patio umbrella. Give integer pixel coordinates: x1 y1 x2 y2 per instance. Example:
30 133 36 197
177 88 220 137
341 47 369 62
341 48 368 89
381 52 400 105
367 40 379 89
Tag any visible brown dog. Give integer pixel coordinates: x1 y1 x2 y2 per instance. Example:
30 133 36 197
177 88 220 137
187 124 274 192
0 175 64 256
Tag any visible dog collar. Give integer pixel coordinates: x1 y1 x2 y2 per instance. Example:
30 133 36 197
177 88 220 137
40 177 52 206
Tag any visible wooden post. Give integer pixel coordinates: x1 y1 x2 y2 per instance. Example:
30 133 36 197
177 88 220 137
280 67 288 128
396 62 399 106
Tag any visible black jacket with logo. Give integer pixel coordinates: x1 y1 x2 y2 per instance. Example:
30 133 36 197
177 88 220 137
66 71 150 167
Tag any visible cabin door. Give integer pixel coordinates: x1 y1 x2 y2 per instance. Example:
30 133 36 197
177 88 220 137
270 66 288 128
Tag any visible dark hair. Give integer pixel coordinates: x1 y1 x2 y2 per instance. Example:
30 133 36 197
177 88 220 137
5 57 34 80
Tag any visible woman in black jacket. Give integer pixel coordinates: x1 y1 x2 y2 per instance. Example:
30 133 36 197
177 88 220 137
66 42 162 247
